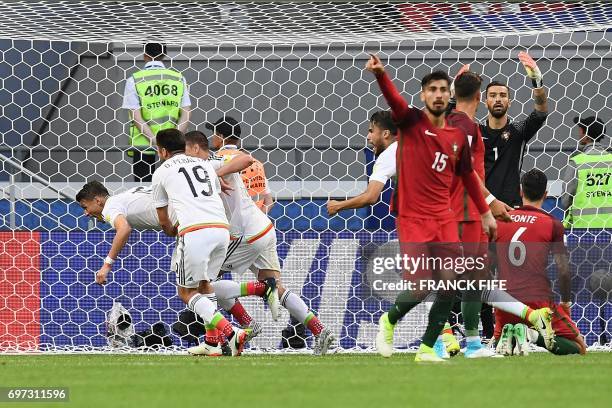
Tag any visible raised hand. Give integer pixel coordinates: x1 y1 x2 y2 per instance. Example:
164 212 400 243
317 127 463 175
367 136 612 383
518 51 543 88
365 53 385 75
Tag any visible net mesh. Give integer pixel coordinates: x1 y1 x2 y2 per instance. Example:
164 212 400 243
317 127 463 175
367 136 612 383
0 0 611 353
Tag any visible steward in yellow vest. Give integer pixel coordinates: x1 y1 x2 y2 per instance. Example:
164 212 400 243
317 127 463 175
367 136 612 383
122 43 191 181
561 116 611 229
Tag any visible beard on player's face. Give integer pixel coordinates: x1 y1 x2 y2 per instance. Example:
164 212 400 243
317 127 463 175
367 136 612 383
488 103 508 118
426 101 447 117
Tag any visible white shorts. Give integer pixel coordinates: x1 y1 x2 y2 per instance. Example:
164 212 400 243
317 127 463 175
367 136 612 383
171 228 230 288
220 227 281 277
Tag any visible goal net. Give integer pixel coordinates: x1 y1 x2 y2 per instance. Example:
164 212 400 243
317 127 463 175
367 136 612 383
0 0 611 353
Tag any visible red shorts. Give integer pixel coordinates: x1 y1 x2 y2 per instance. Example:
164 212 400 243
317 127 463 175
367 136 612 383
397 216 459 243
494 300 581 341
397 216 461 281
458 220 488 244
458 221 489 275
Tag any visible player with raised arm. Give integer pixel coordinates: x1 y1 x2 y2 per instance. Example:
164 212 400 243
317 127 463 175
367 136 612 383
482 51 548 208
326 110 397 216
494 169 586 356
366 54 497 362
438 67 554 358
184 130 336 355
152 128 251 356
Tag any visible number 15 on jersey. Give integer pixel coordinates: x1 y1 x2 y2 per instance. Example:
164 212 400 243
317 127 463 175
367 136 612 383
432 152 448 172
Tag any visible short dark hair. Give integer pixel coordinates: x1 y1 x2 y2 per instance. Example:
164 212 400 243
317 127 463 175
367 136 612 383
454 71 482 100
421 70 451 89
574 116 606 142
370 110 398 135
76 181 109 202
144 43 166 60
521 168 548 201
156 128 185 153
184 130 210 151
485 80 511 97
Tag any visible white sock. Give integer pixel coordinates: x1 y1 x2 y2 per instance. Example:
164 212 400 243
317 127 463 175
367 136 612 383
212 280 241 300
217 297 237 311
481 289 528 319
280 290 309 323
187 293 218 324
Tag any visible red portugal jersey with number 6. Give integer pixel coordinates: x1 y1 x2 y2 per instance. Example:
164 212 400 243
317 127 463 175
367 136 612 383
495 205 567 301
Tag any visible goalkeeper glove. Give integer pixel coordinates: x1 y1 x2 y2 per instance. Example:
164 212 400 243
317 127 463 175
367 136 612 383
518 51 543 88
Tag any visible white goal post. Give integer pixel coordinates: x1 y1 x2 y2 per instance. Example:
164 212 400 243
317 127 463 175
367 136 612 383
0 0 610 353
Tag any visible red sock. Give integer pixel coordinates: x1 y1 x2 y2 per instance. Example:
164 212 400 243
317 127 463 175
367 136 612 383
205 328 220 345
214 316 235 339
306 314 324 336
229 301 252 326
243 281 266 297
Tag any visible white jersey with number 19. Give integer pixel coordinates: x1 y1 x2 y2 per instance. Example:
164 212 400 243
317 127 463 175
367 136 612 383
152 153 228 235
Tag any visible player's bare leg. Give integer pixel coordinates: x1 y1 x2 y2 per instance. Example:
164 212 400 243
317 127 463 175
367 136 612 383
177 282 247 357
258 268 335 355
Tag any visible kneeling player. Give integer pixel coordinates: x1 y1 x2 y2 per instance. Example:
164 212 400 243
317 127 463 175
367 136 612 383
494 169 586 355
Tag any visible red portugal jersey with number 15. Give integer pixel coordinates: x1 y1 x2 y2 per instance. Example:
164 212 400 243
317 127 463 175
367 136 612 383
376 73 474 220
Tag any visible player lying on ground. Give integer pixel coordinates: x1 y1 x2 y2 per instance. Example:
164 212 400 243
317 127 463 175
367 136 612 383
494 169 586 356
184 130 336 355
365 53 498 362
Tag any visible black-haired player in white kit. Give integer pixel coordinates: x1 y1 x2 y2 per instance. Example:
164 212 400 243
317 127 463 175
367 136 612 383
76 178 273 356
327 110 397 217
152 128 253 356
183 130 336 355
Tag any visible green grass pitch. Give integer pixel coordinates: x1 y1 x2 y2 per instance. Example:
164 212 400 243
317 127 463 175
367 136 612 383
1 353 611 407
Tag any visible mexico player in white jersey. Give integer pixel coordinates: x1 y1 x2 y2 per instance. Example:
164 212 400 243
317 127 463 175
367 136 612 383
76 180 270 355
327 111 397 216
184 130 335 355
152 128 255 356
76 183 175 285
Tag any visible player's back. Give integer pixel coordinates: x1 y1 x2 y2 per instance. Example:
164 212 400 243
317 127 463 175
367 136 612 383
103 186 177 230
496 205 565 301
217 147 269 211
446 109 485 222
212 152 273 239
152 153 228 235
395 108 472 219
